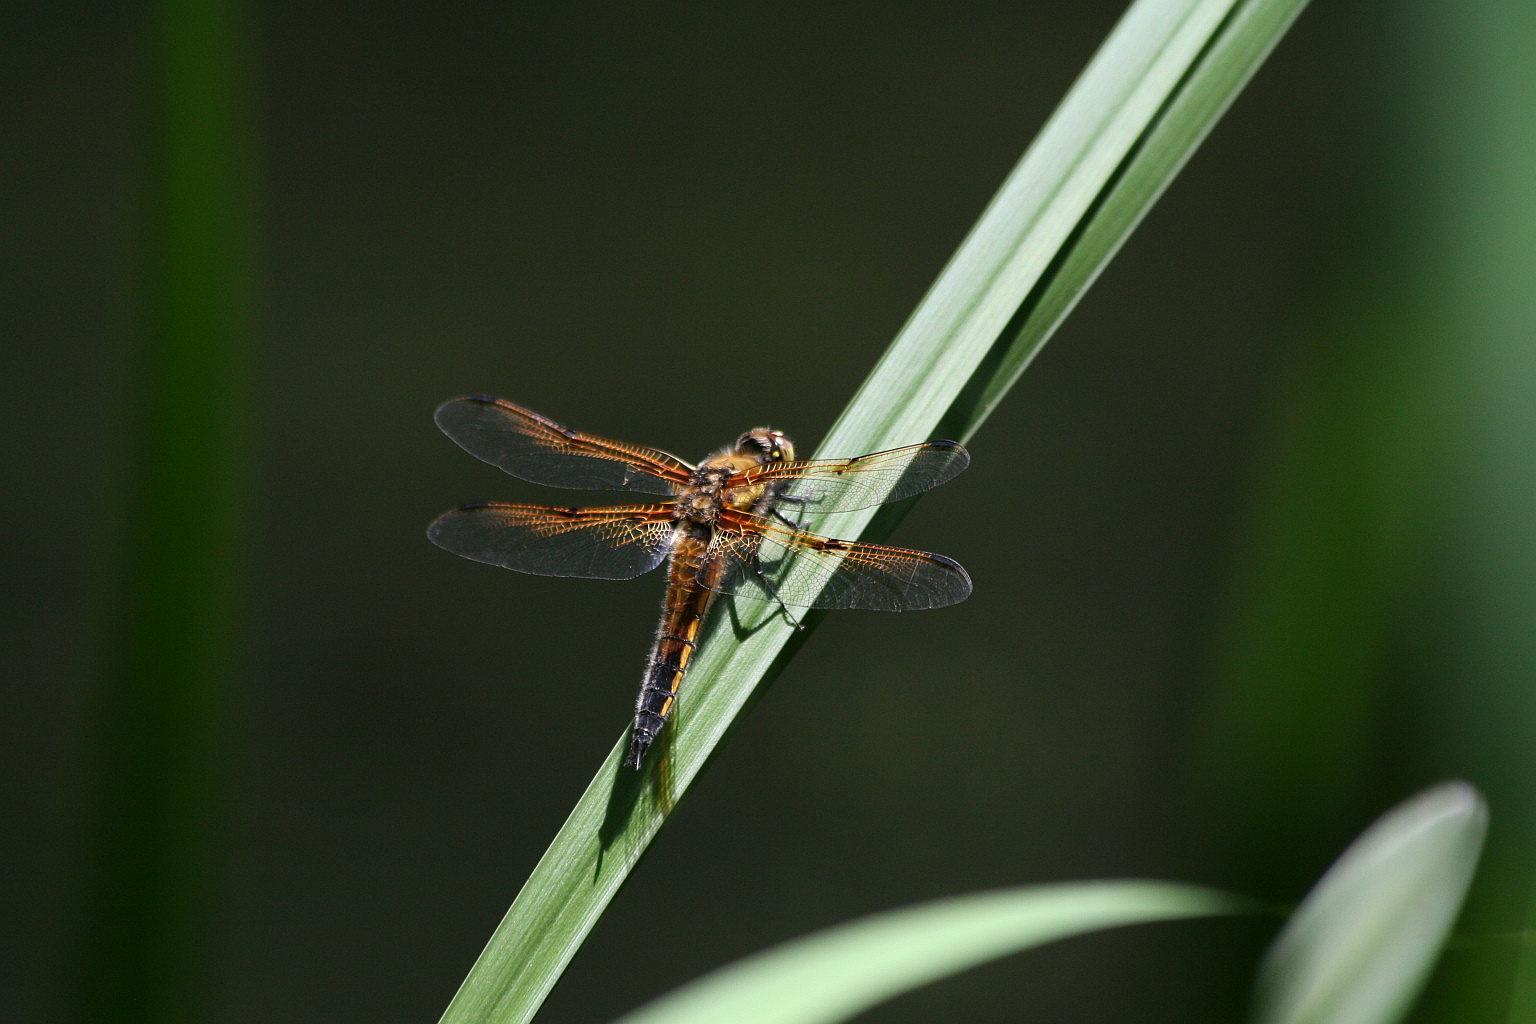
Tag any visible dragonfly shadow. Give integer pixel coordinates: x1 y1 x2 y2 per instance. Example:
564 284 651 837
597 752 649 860
596 705 690 856
722 591 793 639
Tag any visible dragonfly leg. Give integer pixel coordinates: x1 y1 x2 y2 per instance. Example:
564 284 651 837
771 508 803 530
750 555 804 630
772 492 815 528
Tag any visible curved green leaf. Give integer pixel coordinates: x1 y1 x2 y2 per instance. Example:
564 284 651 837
616 882 1246 1024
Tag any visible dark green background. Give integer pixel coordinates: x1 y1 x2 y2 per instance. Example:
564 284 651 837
9 1 1533 1022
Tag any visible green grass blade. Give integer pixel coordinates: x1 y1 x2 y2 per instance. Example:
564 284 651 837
957 0 1312 437
438 0 1312 1021
614 882 1245 1024
1252 783 1487 1024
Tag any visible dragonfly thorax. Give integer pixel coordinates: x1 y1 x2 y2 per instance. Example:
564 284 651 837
675 490 722 523
675 437 787 524
675 465 737 524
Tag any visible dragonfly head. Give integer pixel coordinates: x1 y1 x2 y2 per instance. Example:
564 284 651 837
735 427 794 465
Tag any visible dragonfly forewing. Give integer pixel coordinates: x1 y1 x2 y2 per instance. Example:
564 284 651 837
435 396 692 495
751 441 969 516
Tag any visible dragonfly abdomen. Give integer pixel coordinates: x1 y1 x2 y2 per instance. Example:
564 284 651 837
624 535 719 769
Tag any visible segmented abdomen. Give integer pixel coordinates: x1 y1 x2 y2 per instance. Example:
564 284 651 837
624 532 719 769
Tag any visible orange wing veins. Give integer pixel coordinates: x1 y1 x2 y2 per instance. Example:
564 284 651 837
707 509 971 611
428 502 677 580
435 396 695 495
731 440 969 516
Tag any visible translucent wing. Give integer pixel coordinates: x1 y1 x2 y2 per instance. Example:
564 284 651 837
427 503 675 579
741 441 969 516
703 512 971 611
435 396 693 495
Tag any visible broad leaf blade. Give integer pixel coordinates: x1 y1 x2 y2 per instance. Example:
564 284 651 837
1253 782 1487 1024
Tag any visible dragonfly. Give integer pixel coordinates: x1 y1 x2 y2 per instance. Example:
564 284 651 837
428 395 972 768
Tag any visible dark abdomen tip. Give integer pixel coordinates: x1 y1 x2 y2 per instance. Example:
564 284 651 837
623 732 652 769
